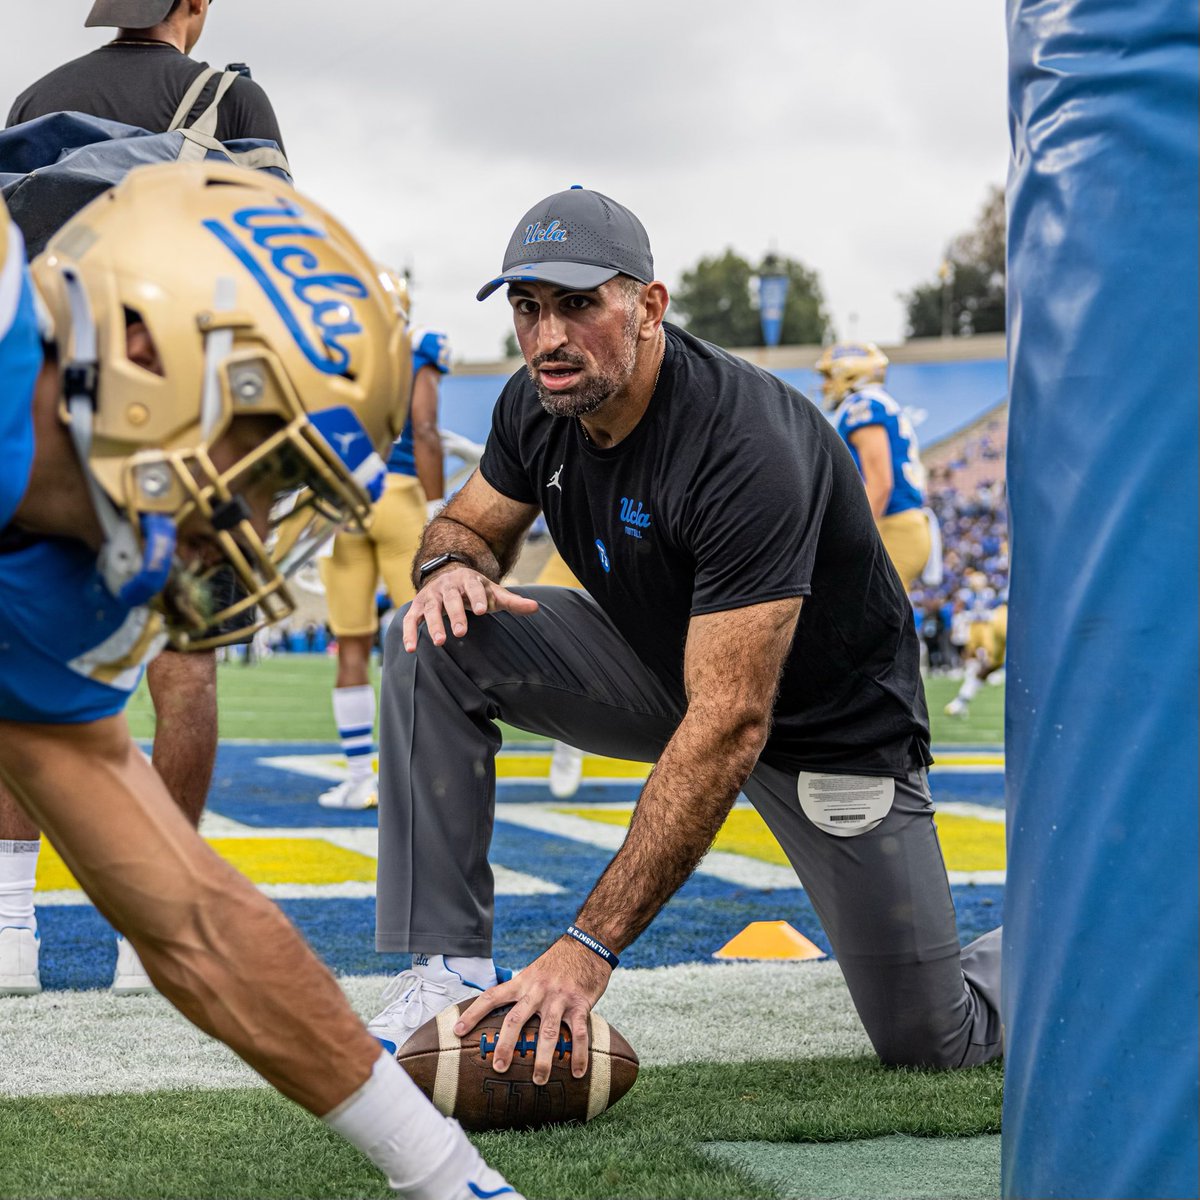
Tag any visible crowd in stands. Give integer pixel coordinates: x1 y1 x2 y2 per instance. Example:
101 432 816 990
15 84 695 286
911 415 1009 672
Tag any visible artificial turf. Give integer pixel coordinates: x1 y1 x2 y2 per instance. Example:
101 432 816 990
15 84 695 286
0 1059 1003 1200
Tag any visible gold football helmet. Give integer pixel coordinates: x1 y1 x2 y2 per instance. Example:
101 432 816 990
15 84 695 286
815 341 889 410
376 264 412 323
32 161 411 648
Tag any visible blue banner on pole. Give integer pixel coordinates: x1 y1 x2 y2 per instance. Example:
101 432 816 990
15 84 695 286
758 272 790 347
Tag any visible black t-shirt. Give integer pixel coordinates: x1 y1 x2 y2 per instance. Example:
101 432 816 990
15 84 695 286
480 324 932 778
7 41 286 154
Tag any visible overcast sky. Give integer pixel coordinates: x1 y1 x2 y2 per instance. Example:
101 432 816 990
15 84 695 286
3 2 1009 361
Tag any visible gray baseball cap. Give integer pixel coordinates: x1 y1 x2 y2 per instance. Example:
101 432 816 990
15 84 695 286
86 0 177 28
476 186 654 301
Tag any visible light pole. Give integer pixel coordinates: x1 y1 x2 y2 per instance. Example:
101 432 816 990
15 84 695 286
938 256 954 338
757 252 790 348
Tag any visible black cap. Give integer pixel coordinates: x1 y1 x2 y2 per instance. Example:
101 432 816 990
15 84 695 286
86 0 176 28
476 186 654 301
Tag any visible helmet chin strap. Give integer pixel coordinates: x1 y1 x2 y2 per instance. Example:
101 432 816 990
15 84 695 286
59 266 176 606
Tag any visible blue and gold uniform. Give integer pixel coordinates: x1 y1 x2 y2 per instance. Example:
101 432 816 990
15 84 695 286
0 216 162 724
835 385 931 589
321 327 450 634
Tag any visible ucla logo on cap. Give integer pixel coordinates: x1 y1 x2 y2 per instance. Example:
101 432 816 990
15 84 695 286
523 220 568 247
203 199 367 376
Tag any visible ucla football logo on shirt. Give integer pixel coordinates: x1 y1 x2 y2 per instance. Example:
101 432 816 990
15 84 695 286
203 199 368 376
619 497 651 540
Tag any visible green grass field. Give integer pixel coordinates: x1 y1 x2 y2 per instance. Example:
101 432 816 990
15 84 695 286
125 653 1005 747
0 1061 1002 1199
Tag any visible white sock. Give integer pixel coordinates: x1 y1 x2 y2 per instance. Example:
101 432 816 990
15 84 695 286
0 840 39 933
957 660 983 702
444 955 497 990
332 685 376 784
322 1051 460 1191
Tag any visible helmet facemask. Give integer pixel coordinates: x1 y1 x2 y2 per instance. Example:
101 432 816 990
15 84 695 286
34 161 409 650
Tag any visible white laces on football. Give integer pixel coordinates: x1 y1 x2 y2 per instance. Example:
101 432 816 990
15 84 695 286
376 971 451 1029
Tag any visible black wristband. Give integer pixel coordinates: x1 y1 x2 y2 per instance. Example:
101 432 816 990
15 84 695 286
565 924 619 969
415 551 473 585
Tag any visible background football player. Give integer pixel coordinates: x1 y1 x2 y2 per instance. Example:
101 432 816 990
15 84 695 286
816 341 937 591
0 163 517 1200
945 573 1007 716
317 288 451 811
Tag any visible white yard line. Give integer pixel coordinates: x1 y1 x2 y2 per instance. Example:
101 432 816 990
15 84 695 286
0 962 870 1098
496 804 801 890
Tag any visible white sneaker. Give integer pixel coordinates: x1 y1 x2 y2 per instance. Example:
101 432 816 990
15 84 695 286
548 741 584 799
319 776 378 810
112 935 154 995
944 696 969 717
0 926 41 995
369 957 507 1054
404 1118 523 1200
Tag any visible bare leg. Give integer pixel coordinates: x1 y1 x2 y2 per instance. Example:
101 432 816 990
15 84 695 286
335 635 374 690
146 648 218 827
0 714 377 1114
0 778 39 842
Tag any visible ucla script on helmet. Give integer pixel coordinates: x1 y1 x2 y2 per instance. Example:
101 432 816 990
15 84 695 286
393 1001 639 1132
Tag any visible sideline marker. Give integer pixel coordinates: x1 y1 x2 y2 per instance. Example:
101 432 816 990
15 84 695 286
713 920 826 961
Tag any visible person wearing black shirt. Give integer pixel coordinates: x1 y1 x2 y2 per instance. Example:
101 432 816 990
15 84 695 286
367 187 1002 1085
8 0 286 153
0 0 287 999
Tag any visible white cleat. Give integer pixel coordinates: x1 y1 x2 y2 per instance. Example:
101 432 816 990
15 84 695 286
319 776 378 810
0 926 41 995
112 935 154 995
548 741 584 799
369 956 508 1055
944 697 969 718
404 1118 524 1200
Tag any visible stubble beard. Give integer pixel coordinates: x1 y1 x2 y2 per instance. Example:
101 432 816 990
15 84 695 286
527 306 640 419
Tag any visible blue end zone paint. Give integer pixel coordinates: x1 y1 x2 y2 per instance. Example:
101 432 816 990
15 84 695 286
16 743 1001 992
208 743 379 827
204 745 1004 826
35 813 1004 990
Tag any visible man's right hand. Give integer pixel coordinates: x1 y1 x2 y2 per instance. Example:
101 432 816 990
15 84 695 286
402 567 539 651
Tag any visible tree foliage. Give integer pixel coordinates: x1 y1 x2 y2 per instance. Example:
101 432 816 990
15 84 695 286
671 249 832 348
903 185 1006 339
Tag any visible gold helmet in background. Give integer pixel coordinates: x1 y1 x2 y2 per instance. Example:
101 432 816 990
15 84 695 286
814 341 889 410
32 161 410 647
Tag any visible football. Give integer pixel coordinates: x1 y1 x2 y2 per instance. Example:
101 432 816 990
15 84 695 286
393 1000 639 1132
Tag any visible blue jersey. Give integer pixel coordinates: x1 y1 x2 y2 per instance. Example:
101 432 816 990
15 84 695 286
387 327 449 476
834 385 925 516
0 217 163 724
0 219 43 530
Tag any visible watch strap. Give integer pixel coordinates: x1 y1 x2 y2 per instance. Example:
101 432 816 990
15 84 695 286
416 552 473 585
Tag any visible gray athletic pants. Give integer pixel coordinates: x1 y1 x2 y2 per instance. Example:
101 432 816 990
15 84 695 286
376 586 1002 1068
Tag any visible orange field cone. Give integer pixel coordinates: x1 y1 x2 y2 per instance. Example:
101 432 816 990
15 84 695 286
712 920 826 961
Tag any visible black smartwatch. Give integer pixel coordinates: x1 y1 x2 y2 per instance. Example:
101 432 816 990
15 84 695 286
416 552 473 585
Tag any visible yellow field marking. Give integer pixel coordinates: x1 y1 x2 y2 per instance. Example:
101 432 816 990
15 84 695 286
556 806 1006 872
495 755 651 780
36 837 377 892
